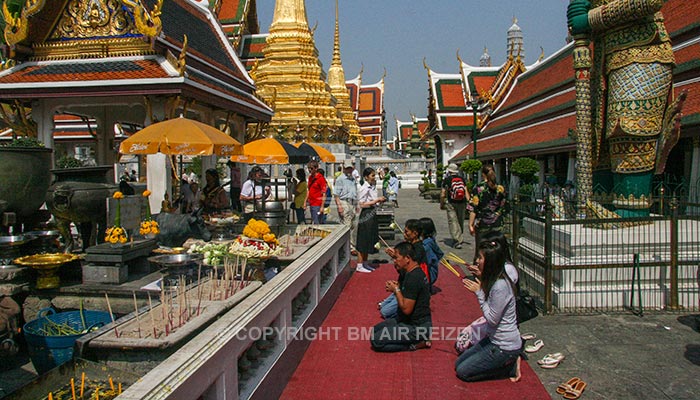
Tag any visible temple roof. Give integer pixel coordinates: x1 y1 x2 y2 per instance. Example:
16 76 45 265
395 117 428 142
450 44 575 161
0 0 272 120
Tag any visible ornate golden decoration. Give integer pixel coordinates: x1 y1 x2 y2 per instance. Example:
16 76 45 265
32 37 154 60
122 0 163 39
52 0 134 39
0 100 38 138
166 35 188 76
2 0 48 46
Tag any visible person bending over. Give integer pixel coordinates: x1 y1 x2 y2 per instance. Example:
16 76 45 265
370 242 432 353
455 240 522 382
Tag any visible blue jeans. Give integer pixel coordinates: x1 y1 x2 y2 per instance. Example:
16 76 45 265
310 206 322 224
455 337 521 382
380 294 397 319
295 207 306 224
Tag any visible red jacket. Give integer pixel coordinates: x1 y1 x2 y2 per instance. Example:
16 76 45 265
307 172 328 207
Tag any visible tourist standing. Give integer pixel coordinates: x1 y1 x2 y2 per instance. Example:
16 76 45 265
356 167 386 273
333 165 358 248
387 171 400 207
440 163 468 249
305 161 327 224
292 168 308 224
468 164 508 260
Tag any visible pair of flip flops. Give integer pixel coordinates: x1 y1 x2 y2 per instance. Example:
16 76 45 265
537 352 565 368
524 339 544 353
556 377 587 399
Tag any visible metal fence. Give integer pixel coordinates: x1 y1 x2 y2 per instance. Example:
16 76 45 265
509 196 700 315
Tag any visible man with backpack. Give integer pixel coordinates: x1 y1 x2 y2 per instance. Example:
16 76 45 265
440 163 469 249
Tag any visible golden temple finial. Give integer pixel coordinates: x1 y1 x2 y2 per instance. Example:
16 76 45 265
358 63 364 80
310 21 318 36
122 0 163 39
423 57 429 70
456 49 463 65
538 46 545 62
513 16 517 24
381 67 387 80
177 35 188 76
331 0 341 66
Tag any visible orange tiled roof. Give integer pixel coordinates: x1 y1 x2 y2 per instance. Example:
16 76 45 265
452 113 576 161
0 59 170 84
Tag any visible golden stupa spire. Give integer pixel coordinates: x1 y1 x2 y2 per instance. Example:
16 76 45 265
252 0 343 142
327 0 361 144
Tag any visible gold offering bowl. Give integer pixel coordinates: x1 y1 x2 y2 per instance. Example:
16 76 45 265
14 253 79 289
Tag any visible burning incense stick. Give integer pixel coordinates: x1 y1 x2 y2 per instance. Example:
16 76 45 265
71 377 76 400
440 258 463 278
378 235 390 249
109 376 115 392
104 293 119 338
446 252 467 265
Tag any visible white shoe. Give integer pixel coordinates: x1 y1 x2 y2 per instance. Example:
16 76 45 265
356 265 373 273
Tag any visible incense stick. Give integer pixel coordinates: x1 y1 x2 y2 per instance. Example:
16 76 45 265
132 291 141 338
147 292 157 339
104 293 119 338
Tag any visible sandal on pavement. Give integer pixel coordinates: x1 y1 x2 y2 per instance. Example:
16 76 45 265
556 377 581 395
524 339 544 353
537 353 565 368
521 332 537 341
563 380 587 399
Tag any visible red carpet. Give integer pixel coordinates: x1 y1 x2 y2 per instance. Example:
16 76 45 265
280 262 549 400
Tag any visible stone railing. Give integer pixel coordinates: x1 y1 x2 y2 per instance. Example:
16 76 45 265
118 224 351 400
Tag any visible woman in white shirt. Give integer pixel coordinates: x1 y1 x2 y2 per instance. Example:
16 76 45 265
355 167 386 273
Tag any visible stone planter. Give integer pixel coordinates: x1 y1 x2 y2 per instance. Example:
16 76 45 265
0 146 53 218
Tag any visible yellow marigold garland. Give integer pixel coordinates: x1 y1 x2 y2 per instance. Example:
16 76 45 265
139 190 160 236
105 191 128 244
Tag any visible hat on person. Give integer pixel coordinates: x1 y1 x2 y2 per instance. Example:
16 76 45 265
343 165 354 170
447 163 459 174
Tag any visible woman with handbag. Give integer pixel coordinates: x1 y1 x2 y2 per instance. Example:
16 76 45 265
455 240 523 382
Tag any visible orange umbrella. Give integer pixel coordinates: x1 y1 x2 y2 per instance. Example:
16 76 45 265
230 138 310 164
294 142 336 162
119 116 242 156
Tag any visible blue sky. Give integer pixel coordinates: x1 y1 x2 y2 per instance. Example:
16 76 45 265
256 0 571 140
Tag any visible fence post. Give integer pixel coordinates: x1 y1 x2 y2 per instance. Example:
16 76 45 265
544 200 553 313
669 197 679 310
512 194 520 269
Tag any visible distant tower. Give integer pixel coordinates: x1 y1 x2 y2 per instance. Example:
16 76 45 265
479 47 491 67
507 17 524 60
327 0 361 144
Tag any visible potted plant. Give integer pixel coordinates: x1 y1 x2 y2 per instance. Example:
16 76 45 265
511 157 539 201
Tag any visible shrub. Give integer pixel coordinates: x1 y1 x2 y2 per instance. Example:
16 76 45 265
56 155 84 169
460 159 482 178
4 137 44 148
511 157 539 184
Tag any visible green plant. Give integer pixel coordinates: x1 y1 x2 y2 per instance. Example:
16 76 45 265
511 157 539 184
56 155 84 169
435 163 445 187
460 159 482 178
4 137 44 148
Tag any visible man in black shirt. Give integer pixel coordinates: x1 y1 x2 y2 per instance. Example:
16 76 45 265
370 242 432 352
